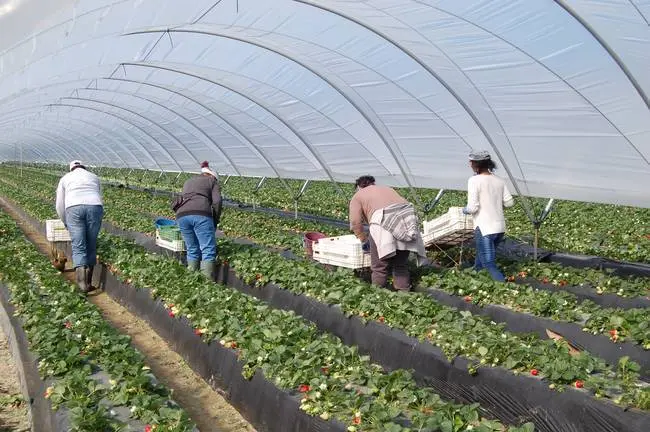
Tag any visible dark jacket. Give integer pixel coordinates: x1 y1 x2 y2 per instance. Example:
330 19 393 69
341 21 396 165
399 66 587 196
175 174 222 224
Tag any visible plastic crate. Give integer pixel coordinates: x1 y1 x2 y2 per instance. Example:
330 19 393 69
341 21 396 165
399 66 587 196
422 207 475 247
46 219 71 242
155 218 183 241
155 230 186 252
312 234 371 269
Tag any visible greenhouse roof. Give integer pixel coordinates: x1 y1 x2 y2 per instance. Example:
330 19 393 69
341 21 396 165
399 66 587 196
0 0 649 207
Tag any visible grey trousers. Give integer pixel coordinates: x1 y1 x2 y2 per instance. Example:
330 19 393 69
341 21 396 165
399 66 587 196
369 235 411 291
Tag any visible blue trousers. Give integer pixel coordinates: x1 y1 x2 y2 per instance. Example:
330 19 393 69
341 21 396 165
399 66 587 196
474 227 505 282
65 205 103 268
177 215 217 262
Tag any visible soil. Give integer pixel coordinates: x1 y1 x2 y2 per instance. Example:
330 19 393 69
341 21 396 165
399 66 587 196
0 326 30 432
0 202 256 432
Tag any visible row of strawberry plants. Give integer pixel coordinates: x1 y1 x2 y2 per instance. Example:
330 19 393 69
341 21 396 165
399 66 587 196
3 172 649 351
420 269 650 348
91 166 650 264
8 175 645 412
0 210 194 431
12 164 650 263
500 261 649 299
0 185 533 431
65 183 650 348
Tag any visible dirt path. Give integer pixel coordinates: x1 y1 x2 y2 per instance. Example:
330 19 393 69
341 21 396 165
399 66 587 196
1 202 256 432
0 326 30 432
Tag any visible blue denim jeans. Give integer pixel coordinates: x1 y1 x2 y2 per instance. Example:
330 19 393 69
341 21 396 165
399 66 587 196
65 205 104 268
474 227 505 282
177 215 217 262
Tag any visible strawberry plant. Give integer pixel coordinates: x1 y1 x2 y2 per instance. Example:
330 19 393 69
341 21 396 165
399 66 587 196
0 211 194 431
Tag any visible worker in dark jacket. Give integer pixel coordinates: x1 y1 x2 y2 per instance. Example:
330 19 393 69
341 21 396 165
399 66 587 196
175 161 222 279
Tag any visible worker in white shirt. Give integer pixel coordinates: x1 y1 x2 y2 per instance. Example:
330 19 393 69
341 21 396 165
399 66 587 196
462 151 514 281
55 160 104 293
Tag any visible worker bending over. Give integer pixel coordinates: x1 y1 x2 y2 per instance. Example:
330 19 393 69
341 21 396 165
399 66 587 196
349 176 426 291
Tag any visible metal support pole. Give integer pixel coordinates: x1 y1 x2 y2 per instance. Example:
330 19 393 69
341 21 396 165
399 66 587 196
423 189 445 215
293 180 310 219
223 175 231 185
253 177 266 210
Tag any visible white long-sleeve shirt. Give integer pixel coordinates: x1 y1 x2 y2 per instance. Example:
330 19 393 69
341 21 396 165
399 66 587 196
55 169 103 222
465 174 514 236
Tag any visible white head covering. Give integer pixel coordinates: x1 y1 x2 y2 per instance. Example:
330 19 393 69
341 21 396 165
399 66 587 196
200 161 217 179
69 160 83 171
468 150 491 161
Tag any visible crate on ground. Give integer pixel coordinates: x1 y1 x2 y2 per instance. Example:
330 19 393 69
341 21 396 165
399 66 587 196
422 207 474 247
46 219 71 242
312 234 371 269
154 218 185 251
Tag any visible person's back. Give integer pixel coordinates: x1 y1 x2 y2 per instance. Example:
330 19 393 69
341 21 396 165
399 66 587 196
467 174 511 236
349 184 407 231
58 168 103 209
176 174 221 219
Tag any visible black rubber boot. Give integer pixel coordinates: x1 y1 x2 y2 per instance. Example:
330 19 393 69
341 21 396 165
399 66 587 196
86 266 96 292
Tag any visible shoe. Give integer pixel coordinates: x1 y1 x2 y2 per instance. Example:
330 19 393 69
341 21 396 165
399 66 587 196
200 261 216 280
76 266 89 293
187 260 200 272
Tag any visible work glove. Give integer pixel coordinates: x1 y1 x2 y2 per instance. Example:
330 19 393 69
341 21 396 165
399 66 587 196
462 207 470 215
362 240 370 253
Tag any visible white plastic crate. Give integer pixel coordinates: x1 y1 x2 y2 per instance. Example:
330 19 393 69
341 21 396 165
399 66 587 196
422 207 475 247
155 230 186 252
312 234 371 269
46 219 71 242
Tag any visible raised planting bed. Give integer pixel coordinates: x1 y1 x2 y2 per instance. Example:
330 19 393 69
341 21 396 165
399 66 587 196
8 164 650 265
419 270 650 356
0 211 194 432
0 200 531 432
2 173 650 431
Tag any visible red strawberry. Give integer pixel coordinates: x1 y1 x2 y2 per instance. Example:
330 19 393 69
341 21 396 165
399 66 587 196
321 367 330 375
352 414 361 425
144 425 154 432
518 271 527 278
168 311 175 318
559 280 568 287
530 369 539 376
506 276 516 282
194 329 203 336
463 296 472 302
64 321 72 329
255 274 263 280
298 384 310 393
574 380 584 389
378 316 385 323
542 277 549 284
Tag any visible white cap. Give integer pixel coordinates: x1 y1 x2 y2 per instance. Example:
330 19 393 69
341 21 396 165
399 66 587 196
69 160 83 171
201 166 218 178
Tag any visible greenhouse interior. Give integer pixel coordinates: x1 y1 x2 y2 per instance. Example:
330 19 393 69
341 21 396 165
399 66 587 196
0 1 648 432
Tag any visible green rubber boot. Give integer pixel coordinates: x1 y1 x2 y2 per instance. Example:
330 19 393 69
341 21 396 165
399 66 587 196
200 261 216 280
76 266 89 293
187 260 200 272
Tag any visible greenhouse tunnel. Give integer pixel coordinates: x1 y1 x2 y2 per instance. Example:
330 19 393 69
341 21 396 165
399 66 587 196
0 0 649 209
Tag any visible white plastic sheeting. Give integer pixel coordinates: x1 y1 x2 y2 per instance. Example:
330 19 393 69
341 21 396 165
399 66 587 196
0 0 648 208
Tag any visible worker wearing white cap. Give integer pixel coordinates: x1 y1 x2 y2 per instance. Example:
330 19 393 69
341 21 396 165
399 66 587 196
55 160 104 293
173 161 222 279
462 150 514 281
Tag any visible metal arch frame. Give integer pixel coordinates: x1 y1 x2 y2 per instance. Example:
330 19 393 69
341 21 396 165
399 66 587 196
0 67 392 181
59 96 196 169
407 0 650 167
2 128 89 164
290 0 537 221
121 61 347 195
0 113 134 168
124 27 421 203
98 77 301 192
0 103 165 171
1 122 120 168
553 0 650 112
74 87 243 176
47 102 184 171
0 109 137 168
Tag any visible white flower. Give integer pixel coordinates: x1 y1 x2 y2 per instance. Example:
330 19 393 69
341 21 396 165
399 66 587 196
320 412 330 420
257 356 264 362
319 383 327 390
130 406 137 413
